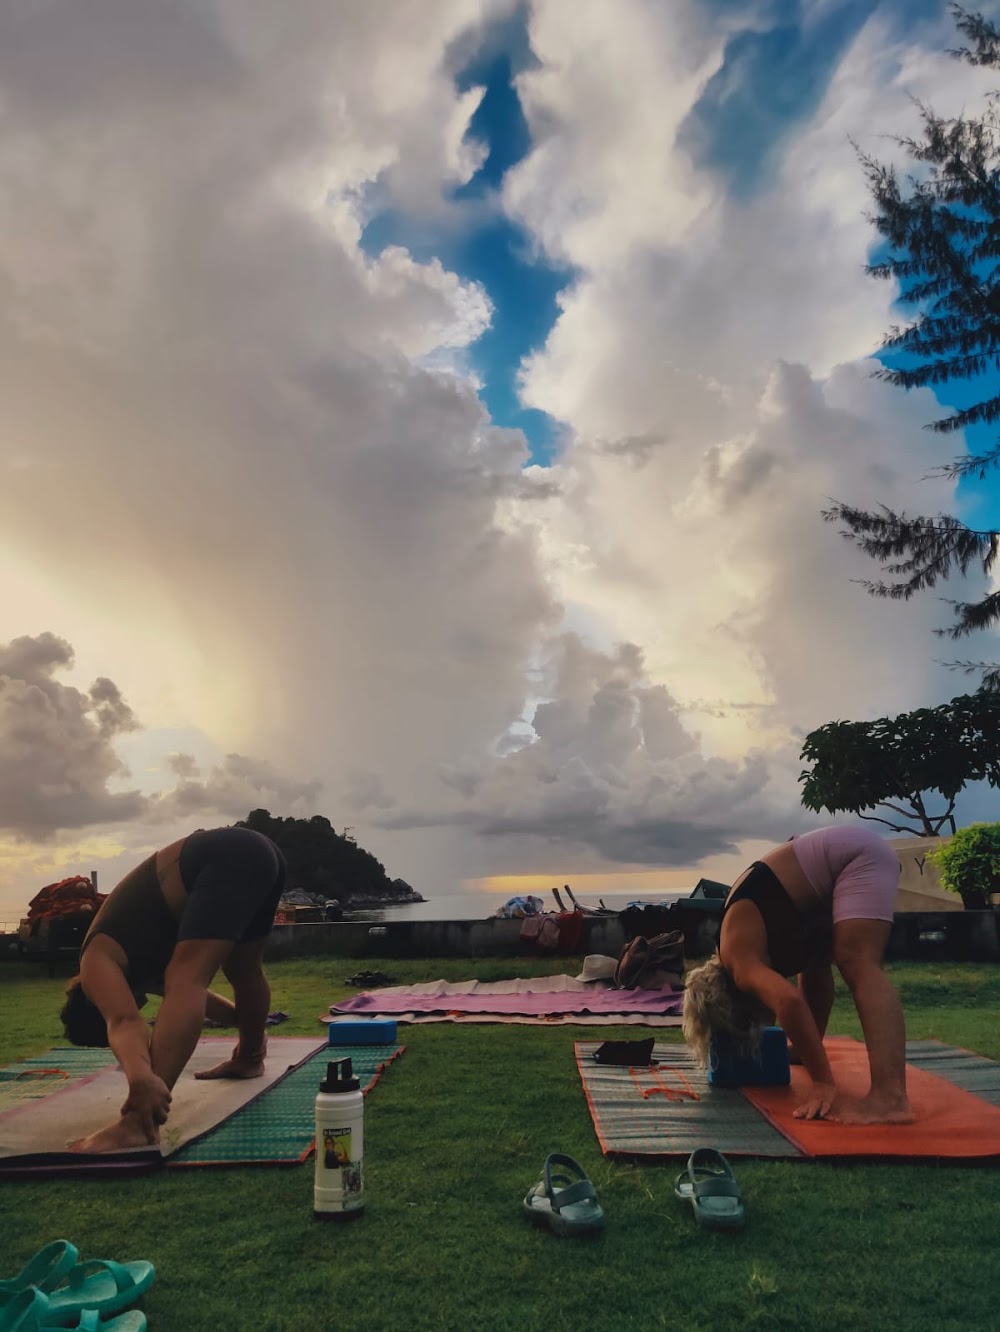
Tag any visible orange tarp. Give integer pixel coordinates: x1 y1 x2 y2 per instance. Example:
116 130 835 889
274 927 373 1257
741 1036 1000 1159
26 877 105 924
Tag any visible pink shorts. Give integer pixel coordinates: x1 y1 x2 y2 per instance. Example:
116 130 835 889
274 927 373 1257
790 827 900 925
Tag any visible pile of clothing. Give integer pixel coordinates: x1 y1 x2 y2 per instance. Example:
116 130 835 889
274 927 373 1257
491 895 545 919
25 877 105 932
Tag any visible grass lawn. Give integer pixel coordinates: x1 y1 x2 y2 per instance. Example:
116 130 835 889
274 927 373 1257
1 956 998 1332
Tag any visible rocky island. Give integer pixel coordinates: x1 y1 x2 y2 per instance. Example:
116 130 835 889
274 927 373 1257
238 809 424 909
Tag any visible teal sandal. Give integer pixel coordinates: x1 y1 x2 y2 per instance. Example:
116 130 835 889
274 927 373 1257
523 1153 605 1237
0 1244 78 1302
674 1147 746 1231
0 1288 146 1331
29 1260 154 1328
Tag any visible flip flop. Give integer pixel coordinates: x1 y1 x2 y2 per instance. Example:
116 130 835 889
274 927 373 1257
36 1261 154 1327
674 1147 746 1232
0 1244 78 1301
523 1153 605 1237
0 1289 146 1331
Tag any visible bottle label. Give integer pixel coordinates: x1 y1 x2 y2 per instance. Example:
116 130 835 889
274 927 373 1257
322 1126 352 1169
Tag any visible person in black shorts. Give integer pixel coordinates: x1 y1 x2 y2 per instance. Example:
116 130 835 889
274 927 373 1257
60 826 286 1154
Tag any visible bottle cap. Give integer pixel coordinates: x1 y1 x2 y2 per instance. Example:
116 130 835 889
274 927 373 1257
319 1058 360 1093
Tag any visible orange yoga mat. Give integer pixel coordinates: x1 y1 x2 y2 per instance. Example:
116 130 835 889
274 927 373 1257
741 1037 1000 1159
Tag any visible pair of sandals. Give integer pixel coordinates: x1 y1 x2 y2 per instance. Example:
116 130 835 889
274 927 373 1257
523 1146 745 1237
0 1242 154 1331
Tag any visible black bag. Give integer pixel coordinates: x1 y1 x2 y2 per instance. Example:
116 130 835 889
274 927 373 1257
592 1038 656 1067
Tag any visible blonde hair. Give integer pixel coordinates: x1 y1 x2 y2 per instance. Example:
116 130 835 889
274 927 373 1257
682 953 768 1068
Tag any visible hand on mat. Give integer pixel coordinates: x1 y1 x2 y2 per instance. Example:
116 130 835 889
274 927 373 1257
121 1072 172 1137
792 1082 840 1120
194 1041 267 1081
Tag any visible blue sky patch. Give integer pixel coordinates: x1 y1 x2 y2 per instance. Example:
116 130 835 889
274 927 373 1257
360 5 572 466
679 0 878 195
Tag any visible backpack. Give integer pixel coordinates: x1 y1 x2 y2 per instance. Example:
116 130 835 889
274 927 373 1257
519 912 561 949
614 930 685 990
538 914 561 950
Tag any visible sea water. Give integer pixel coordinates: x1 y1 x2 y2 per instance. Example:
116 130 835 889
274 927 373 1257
345 888 690 923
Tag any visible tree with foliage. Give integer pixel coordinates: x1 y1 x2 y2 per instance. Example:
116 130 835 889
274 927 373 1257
824 5 1000 689
236 809 416 903
799 691 1000 835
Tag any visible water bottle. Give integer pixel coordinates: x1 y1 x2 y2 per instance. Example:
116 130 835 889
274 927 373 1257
313 1058 365 1220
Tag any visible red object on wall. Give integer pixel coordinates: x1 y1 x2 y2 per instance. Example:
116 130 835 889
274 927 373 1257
26 876 106 924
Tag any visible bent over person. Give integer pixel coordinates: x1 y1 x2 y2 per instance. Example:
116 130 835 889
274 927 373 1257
683 825 914 1125
61 825 286 1153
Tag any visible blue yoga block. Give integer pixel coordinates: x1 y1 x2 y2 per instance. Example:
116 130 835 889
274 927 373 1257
327 1018 397 1046
707 1026 790 1087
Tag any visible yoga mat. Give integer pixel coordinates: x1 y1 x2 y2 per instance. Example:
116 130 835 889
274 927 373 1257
576 1038 1000 1161
329 976 683 1024
903 1039 1000 1108
576 1040 802 1159
170 1043 404 1167
0 1037 325 1179
0 1049 116 1113
742 1037 1000 1160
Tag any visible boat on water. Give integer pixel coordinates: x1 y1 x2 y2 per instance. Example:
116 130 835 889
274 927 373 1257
560 884 616 915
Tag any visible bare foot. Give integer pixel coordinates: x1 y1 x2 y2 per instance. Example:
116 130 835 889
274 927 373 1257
827 1094 916 1126
69 1116 159 1154
194 1057 265 1081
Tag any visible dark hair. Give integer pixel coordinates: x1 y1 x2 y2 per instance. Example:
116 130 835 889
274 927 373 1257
60 977 110 1047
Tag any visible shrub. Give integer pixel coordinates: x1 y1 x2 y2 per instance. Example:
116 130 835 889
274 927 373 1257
928 824 1000 907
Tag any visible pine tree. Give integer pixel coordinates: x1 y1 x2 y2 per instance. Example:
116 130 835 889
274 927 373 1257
824 4 1000 689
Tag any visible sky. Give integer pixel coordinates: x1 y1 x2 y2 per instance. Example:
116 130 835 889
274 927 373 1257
1 0 999 918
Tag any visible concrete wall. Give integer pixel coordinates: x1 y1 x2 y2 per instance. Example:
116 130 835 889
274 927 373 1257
264 904 999 964
264 913 628 962
890 836 962 912
887 910 999 962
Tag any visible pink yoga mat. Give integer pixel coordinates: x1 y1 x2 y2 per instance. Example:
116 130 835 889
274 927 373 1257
330 988 683 1018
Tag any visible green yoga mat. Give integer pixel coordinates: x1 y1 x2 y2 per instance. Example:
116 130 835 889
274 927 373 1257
0 1049 116 1113
169 1043 405 1167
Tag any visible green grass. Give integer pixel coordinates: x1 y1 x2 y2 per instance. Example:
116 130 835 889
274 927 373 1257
1 958 998 1331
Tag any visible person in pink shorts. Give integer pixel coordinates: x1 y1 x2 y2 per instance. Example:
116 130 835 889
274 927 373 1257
683 826 914 1125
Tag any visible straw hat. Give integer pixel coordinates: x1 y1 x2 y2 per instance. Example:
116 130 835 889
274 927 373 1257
576 954 618 982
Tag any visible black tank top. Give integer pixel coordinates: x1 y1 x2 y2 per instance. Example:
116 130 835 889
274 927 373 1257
725 862 832 977
80 852 179 990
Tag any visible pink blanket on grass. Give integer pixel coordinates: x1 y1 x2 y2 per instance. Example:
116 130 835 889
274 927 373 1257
329 983 684 1020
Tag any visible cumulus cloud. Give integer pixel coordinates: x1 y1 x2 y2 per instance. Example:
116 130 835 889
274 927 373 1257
0 0 996 908
0 633 145 838
502 0 999 739
156 752 323 821
0 0 559 895
377 634 810 865
0 632 323 843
